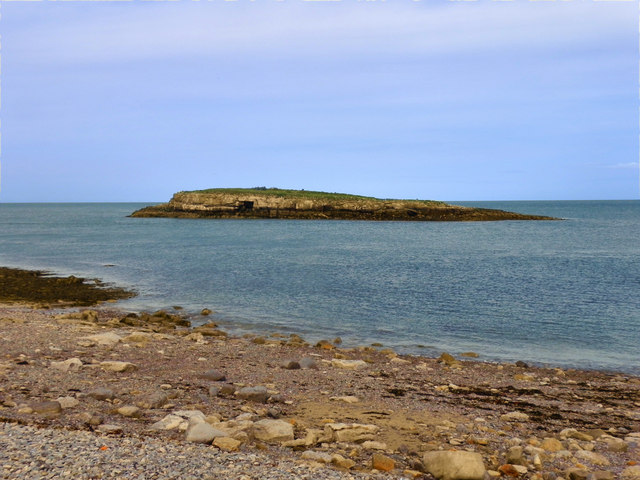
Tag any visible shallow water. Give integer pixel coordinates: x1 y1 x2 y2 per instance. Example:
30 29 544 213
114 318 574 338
1 200 638 373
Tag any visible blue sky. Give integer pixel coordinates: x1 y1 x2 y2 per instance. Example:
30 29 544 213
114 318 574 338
0 0 637 202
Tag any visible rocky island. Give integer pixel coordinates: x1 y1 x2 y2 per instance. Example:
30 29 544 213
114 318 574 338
130 188 556 221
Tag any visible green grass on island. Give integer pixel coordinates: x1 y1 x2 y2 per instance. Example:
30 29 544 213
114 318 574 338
187 187 448 206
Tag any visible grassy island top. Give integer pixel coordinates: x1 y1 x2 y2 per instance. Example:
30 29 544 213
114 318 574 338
186 187 448 205
130 187 557 220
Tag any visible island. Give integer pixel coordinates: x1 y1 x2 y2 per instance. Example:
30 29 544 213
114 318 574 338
130 188 557 221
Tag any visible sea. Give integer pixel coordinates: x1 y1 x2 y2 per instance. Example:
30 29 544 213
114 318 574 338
1 200 638 374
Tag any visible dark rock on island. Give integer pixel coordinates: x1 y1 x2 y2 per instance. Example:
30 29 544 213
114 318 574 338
130 188 558 221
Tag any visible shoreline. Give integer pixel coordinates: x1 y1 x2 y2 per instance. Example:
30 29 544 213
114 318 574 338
1 265 637 375
1 299 639 479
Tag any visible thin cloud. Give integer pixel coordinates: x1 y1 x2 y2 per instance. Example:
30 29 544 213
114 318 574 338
7 1 634 65
605 162 639 169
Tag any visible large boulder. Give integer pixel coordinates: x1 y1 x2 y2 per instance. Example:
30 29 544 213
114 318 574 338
422 451 486 480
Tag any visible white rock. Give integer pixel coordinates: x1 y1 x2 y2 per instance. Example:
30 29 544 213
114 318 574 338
331 359 367 370
56 396 80 409
148 414 186 431
173 410 206 422
186 422 227 444
422 451 486 480
50 358 83 373
251 419 294 443
79 332 122 347
330 395 360 404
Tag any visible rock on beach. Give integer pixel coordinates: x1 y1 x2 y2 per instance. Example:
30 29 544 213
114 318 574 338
422 451 486 480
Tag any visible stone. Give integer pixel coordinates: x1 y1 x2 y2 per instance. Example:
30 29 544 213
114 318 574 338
281 360 300 370
117 406 141 417
331 359 367 370
500 411 530 422
251 419 294 443
236 386 269 403
590 471 615 480
56 396 80 409
362 441 387 450
100 361 137 372
201 308 212 315
390 357 410 364
330 395 360 404
602 437 628 452
585 429 607 440
325 423 379 443
149 414 185 431
123 332 154 343
217 384 237 396
50 358 83 373
372 453 395 472
541 437 564 452
566 468 589 480
299 357 318 369
438 352 462 367
173 410 206 425
498 464 521 477
460 352 479 358
96 424 123 434
282 429 320 448
79 332 122 347
213 436 242 451
331 454 356 469
88 388 115 401
505 446 525 465
136 391 168 409
30 401 62 416
201 369 226 381
422 451 486 480
83 414 103 426
302 451 333 464
81 310 99 322
186 422 227 444
574 450 610 466
561 429 595 442
622 466 640 480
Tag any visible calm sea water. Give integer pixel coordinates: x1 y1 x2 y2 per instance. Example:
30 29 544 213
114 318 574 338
1 201 638 374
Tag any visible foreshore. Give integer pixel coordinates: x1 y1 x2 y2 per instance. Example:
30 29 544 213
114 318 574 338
0 270 639 479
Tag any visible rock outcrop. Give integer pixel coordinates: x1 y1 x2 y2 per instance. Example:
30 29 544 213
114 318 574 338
130 188 557 222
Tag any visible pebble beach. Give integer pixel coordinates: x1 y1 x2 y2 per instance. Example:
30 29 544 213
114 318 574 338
0 269 639 480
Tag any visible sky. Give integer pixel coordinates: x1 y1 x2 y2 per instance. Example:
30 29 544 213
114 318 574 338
0 0 637 202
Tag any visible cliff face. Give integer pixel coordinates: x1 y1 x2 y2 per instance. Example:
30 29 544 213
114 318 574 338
130 189 557 221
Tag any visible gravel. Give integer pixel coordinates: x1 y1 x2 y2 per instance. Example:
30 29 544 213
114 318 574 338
0 423 390 480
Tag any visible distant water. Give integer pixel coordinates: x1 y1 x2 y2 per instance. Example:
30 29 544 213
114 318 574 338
1 201 638 374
